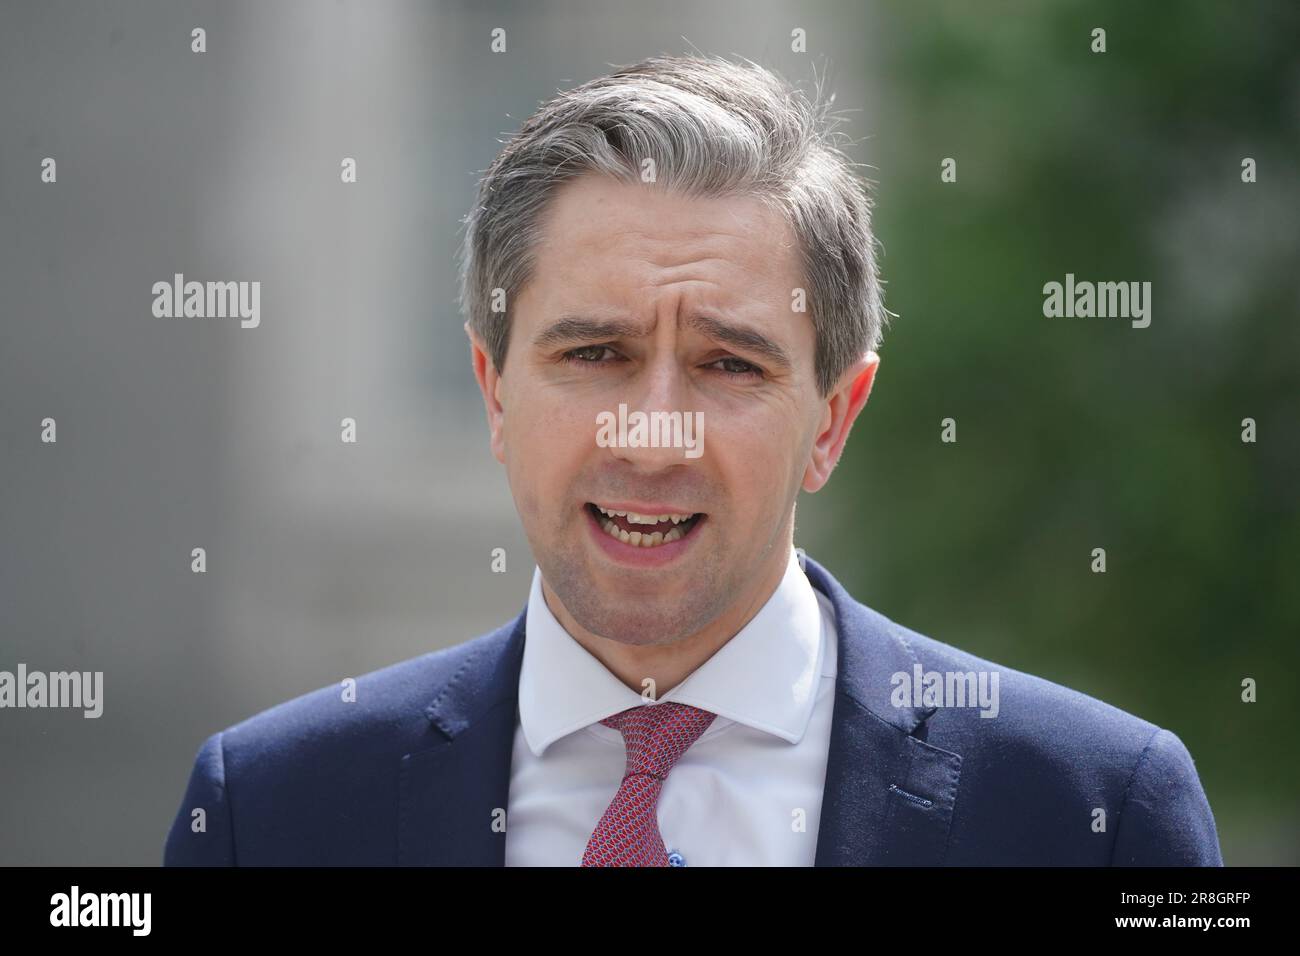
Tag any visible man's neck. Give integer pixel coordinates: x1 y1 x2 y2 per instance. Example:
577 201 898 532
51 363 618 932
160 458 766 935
540 551 791 697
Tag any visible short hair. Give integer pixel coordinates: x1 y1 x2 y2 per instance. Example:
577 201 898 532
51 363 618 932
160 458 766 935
458 54 887 397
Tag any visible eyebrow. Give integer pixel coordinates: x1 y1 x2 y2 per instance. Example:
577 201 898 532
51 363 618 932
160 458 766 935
533 316 644 351
685 314 793 373
532 313 793 373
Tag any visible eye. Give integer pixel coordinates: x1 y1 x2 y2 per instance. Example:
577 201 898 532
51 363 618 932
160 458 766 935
560 345 619 365
707 356 765 379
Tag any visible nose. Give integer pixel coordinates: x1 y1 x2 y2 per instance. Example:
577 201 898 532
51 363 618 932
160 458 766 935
604 356 703 472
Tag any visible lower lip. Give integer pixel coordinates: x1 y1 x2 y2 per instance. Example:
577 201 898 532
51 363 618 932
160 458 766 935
584 505 705 568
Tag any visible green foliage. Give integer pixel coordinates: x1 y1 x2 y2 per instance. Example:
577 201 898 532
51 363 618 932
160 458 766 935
808 0 1300 863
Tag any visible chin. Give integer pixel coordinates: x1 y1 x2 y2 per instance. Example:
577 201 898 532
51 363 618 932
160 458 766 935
570 594 718 648
540 546 730 644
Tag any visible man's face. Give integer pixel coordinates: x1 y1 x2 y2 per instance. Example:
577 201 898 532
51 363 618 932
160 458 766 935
470 172 875 647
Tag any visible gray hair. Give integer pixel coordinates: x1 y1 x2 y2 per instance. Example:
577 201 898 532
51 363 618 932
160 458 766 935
458 54 887 397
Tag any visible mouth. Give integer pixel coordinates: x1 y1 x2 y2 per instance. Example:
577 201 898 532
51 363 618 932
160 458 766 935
584 502 707 549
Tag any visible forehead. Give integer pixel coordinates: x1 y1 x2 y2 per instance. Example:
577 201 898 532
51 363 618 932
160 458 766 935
524 173 804 308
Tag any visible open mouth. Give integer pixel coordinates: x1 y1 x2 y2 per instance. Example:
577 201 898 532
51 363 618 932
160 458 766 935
585 502 706 549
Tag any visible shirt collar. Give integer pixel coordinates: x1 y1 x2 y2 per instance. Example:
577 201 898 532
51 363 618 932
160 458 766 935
518 547 826 756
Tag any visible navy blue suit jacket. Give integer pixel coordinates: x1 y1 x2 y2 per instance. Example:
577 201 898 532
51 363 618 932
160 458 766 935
163 555 1223 865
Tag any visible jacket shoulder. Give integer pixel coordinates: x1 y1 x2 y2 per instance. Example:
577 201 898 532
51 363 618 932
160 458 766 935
223 619 516 749
892 620 1164 747
163 617 521 865
878 615 1222 864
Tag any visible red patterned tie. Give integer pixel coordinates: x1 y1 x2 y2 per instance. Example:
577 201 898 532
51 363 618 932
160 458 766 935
580 701 717 866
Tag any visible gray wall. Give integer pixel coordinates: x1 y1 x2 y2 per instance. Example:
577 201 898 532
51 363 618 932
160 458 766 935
0 0 872 865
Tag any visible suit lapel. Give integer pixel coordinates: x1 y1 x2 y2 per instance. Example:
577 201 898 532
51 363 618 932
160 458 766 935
398 612 526 865
805 557 963 865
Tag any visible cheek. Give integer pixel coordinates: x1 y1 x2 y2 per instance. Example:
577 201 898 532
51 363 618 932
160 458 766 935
503 388 600 509
515 485 541 523
715 419 798 502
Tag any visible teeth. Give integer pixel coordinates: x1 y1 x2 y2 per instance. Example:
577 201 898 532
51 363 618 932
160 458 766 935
595 504 694 524
600 516 692 547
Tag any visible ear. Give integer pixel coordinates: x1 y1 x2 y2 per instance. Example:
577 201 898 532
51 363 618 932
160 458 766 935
803 351 879 493
466 321 506 464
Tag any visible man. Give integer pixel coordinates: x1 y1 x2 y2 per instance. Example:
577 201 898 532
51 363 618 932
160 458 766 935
164 55 1221 866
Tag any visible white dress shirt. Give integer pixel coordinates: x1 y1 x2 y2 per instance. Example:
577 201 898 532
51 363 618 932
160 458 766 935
503 547 839 866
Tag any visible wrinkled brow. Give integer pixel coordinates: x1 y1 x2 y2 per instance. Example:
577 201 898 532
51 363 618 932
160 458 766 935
532 316 645 350
685 314 793 373
532 314 793 373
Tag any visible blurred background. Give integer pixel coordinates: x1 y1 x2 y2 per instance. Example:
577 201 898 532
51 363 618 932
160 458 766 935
0 0 1295 864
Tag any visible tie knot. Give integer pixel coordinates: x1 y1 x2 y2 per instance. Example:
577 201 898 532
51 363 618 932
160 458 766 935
600 701 717 780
